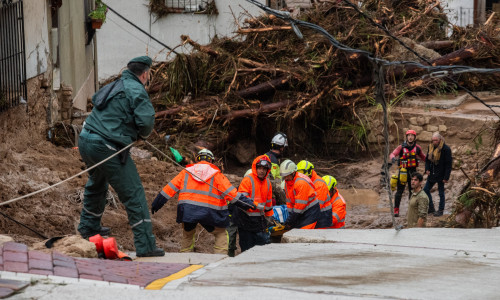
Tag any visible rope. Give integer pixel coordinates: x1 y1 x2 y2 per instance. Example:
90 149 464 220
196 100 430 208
0 142 134 207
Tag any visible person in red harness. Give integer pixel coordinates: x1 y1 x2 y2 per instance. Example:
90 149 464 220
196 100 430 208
151 149 255 254
389 130 426 217
322 175 346 228
236 155 274 252
280 160 320 229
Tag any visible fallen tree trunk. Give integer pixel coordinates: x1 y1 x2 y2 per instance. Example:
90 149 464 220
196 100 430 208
357 46 478 86
236 76 290 99
420 40 455 50
155 100 213 118
223 100 295 121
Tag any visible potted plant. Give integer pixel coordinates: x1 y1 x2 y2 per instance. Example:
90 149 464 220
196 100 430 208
88 0 107 29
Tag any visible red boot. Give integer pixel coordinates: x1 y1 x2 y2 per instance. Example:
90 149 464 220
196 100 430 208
394 207 399 217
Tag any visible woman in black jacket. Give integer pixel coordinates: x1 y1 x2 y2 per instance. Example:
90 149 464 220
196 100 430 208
424 132 453 216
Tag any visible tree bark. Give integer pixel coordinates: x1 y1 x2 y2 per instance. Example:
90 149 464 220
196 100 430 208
236 26 292 33
223 100 295 120
155 100 213 118
357 46 477 86
180 35 220 57
236 76 290 99
420 40 454 50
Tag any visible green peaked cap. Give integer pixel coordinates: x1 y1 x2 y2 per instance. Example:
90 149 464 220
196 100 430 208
127 56 152 67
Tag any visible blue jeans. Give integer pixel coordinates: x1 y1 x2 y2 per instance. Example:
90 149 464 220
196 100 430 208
424 180 445 212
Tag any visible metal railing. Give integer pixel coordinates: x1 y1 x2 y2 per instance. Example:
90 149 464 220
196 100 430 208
0 0 27 112
164 0 206 12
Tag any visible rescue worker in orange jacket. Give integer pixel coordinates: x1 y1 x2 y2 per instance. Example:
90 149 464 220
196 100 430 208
297 160 332 228
280 160 320 229
236 155 274 252
151 149 255 254
323 175 346 229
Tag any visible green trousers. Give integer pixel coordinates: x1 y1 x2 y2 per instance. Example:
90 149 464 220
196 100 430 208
78 130 156 255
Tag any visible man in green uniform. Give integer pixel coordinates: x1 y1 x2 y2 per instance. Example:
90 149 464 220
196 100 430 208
78 56 164 257
407 172 429 228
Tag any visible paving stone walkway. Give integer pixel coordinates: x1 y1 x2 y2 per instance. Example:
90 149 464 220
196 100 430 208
0 242 190 287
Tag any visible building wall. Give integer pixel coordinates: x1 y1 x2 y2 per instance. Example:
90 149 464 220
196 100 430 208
97 0 265 81
23 0 50 80
442 0 478 26
58 0 95 111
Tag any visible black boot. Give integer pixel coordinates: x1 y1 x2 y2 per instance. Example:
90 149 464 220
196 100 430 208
137 247 165 257
80 226 111 239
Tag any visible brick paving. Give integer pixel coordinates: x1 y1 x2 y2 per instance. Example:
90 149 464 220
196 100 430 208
0 242 191 287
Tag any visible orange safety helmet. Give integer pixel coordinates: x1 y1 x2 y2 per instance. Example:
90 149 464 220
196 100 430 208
406 129 417 137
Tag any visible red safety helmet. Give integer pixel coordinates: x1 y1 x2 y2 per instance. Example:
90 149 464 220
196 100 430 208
406 129 417 137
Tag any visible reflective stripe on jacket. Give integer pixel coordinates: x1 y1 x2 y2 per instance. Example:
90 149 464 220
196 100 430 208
311 170 333 228
160 161 238 228
284 172 320 228
328 189 346 229
236 155 273 232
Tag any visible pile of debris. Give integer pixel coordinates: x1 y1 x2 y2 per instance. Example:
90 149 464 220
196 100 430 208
145 0 500 160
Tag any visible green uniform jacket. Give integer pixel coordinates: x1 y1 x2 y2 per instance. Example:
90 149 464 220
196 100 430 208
85 69 155 147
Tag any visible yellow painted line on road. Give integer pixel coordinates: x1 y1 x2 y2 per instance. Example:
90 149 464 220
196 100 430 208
145 264 204 290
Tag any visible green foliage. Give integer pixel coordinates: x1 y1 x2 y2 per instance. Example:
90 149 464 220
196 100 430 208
473 134 483 150
458 191 475 209
89 0 107 22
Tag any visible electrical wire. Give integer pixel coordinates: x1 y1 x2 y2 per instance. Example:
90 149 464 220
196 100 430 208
104 3 179 55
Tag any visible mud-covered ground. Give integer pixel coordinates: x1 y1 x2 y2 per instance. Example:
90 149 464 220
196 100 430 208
0 79 495 256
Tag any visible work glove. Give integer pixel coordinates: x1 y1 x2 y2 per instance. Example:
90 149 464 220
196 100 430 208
235 195 256 210
151 194 168 215
265 216 275 227
391 157 397 164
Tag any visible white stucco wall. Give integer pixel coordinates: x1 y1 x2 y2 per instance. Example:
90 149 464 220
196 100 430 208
97 0 265 81
23 0 50 79
442 0 476 26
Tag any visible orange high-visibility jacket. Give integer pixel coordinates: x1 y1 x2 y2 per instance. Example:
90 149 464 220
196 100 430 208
310 170 333 228
159 161 239 228
236 155 273 231
329 189 346 229
284 172 320 229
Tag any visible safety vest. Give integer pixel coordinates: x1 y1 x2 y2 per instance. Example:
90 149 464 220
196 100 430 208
401 145 419 168
310 171 333 228
160 161 239 228
329 189 346 229
284 172 320 228
237 155 274 231
265 151 281 180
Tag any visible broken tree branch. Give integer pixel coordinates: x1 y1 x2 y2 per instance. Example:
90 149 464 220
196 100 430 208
236 26 292 33
181 35 220 57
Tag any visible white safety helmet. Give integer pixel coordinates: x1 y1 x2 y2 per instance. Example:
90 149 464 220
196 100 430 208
271 132 288 149
196 149 214 163
280 159 297 178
